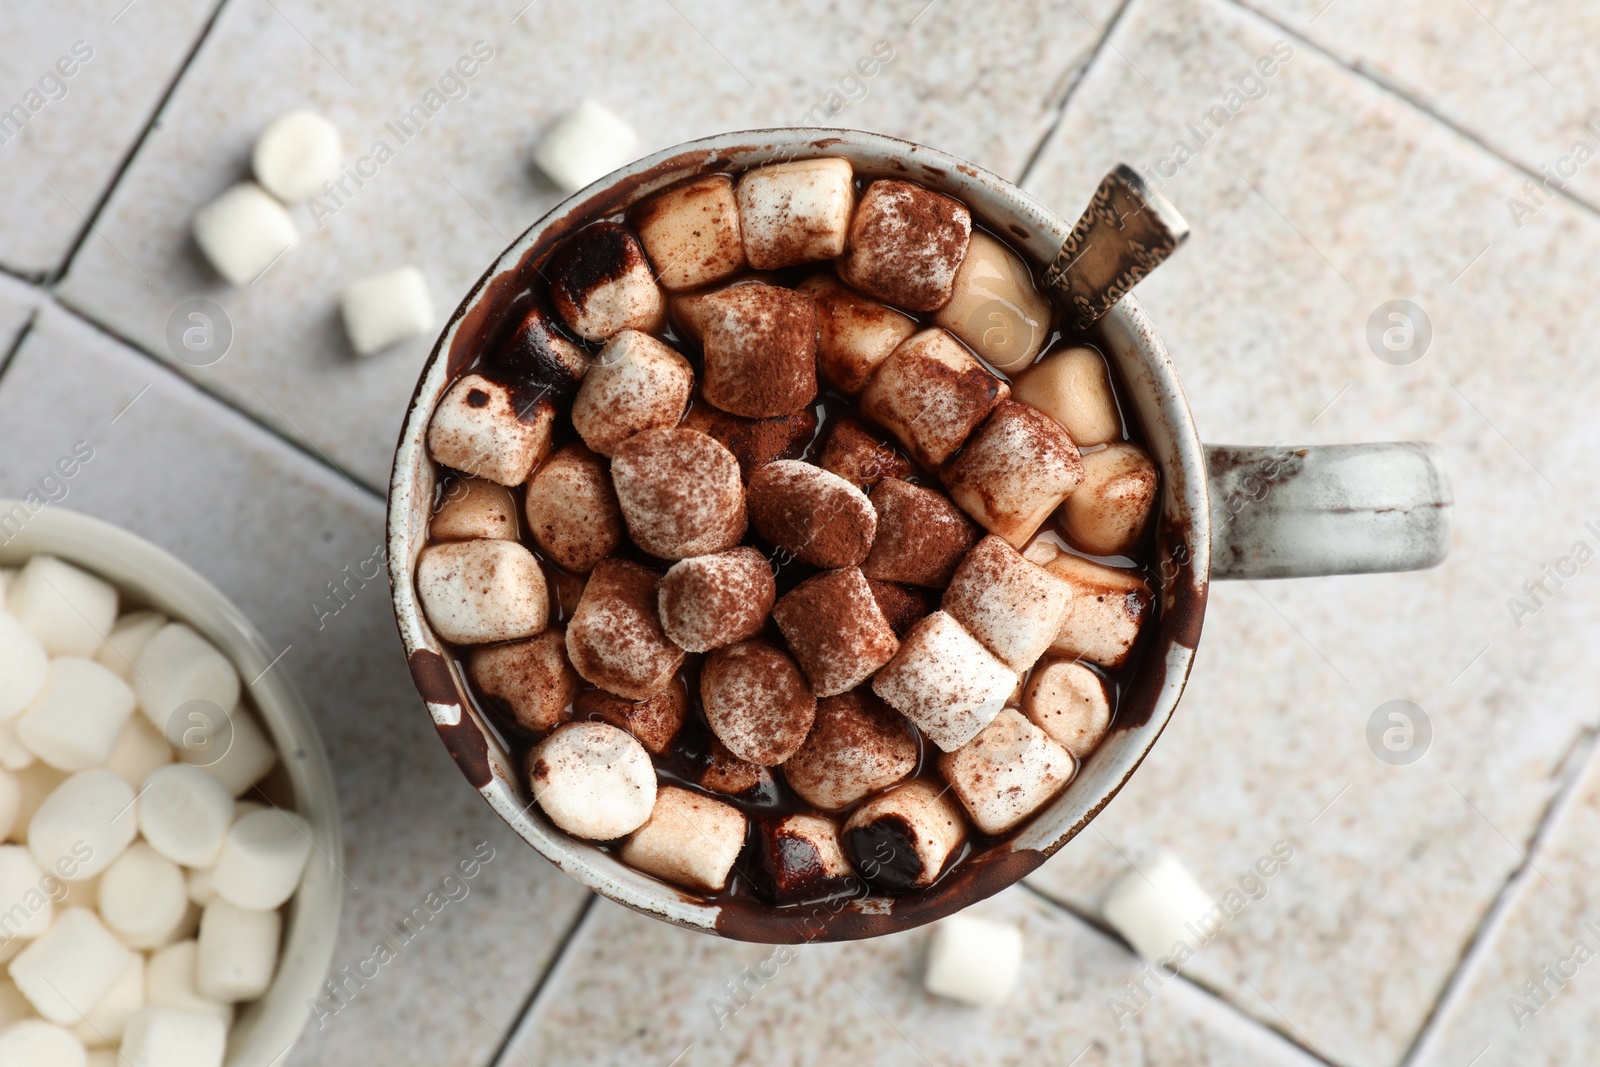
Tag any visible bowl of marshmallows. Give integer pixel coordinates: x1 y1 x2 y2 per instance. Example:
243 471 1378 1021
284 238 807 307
0 503 341 1067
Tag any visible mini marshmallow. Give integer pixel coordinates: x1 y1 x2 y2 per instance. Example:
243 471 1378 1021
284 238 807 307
68 953 142 1045
10 907 136 1025
16 658 135 772
1033 545 1153 670
92 611 165 682
1061 442 1158 556
0 723 29 773
0 776 18 844
87 1050 117 1067
700 640 816 767
872 612 1015 753
656 548 775 654
415 540 549 646
933 231 1052 374
1023 660 1111 759
0 846 52 939
1102 854 1214 964
611 429 747 560
841 778 966 890
0 1020 86 1067
746 461 876 569
860 479 979 589
427 373 556 486
859 329 1008 469
180 705 276 797
839 180 972 312
131 623 240 743
137 764 233 870
680 405 817 481
0 616 47 720
212 808 312 911
674 282 818 418
755 813 851 901
1010 346 1122 446
9 765 65 844
938 709 1074 835
620 785 746 893
570 330 693 457
772 568 898 698
145 941 230 1025
121 1006 226 1067
103 716 171 790
783 691 917 811
252 109 340 202
184 867 217 907
468 631 578 735
7 557 117 659
632 174 745 291
943 401 1085 549
697 739 768 796
532 99 638 194
924 914 1024 1007
431 476 520 542
341 267 435 356
799 274 917 396
868 579 931 638
0 570 10 610
523 444 624 573
548 222 663 342
191 182 299 285
0 980 32 1030
196 899 279 1003
817 417 912 490
573 680 688 756
564 559 684 701
942 536 1072 673
734 157 854 269
28 769 137 880
527 722 656 840
490 304 591 402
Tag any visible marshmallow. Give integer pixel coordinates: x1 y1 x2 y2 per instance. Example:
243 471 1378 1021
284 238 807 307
184 868 217 907
415 540 549 646
68 952 142 1045
468 631 578 735
28 769 137 880
137 764 233 870
611 429 747 560
1010 346 1122 446
489 304 590 403
426 373 556 486
633 174 745 291
0 847 51 940
103 716 171 790
341 267 435 356
212 808 312 911
121 1006 226 1067
0 980 31 1030
866 579 932 638
924 914 1024 1007
527 722 656 840
938 709 1074 835
564 559 684 701
548 222 663 342
817 417 911 490
944 401 1085 548
196 899 279 1003
656 547 775 653
9 766 65 844
871 611 1015 753
942 536 1072 673
1061 442 1158 556
191 183 298 285
87 1050 117 1067
0 1020 85 1067
98 843 186 948
841 778 965 890
523 444 624 573
10 907 136 1025
620 785 746 893
180 705 275 797
0 571 10 610
1033 545 1153 670
783 691 917 811
572 679 687 756
131 624 240 743
700 639 816 766
746 461 876 569
145 941 230 1025
772 568 898 697
570 330 693 457
7 557 117 659
0 724 29 773
859 329 1008 469
675 282 818 418
860 478 979 589
755 813 851 901
697 739 769 797
431 476 520 542
734 157 854 269
799 273 917 395
933 231 1051 374
92 611 165 682
0 777 17 844
839 180 972 312
1024 660 1111 759
0 616 47 720
252 109 340 202
16 659 135 772
1102 854 1214 964
680 405 816 482
532 99 638 195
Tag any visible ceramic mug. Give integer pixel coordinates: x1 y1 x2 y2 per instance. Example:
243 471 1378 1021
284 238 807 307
385 129 1451 943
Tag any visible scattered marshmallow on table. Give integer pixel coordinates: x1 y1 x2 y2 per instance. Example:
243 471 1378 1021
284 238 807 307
28 769 137 880
16 658 135 772
212 808 312 911
10 907 136 1025
145 941 230 1025
924 914 1024 1007
252 109 341 203
68 952 142 1045
341 266 435 356
121 1006 226 1067
131 624 240 743
1101 853 1215 965
195 900 280 1003
0 1019 86 1067
532 99 638 195
6 557 116 659
178 705 276 797
0 615 47 720
191 182 299 286
92 610 165 682
98 842 188 949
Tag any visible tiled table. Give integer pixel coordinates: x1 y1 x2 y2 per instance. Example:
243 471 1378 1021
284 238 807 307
1 2 1596 1065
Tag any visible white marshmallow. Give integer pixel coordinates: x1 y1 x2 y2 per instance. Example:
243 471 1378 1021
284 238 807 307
871 611 1016 753
0 616 47 721
0 1020 86 1067
924 914 1024 1007
103 717 172 790
137 765 232 871
6 557 117 659
0 847 50 941
8 766 64 844
98 843 187 950
620 785 747 893
68 953 142 1046
92 611 165 682
532 99 638 194
416 540 550 646
131 624 240 744
145 942 230 1025
9 907 136 1025
1101 853 1215 965
86 1051 116 1067
0 724 28 773
252 109 341 202
184 867 217 907
0 776 18 844
0 979 29 1029
191 182 299 286
28 769 138 880
528 723 656 841
195 899 279 1003
941 536 1072 674
212 808 311 911
937 708 1075 835
341 267 435 356
181 705 275 797
16 659 136 773
0 571 11 612
120 1007 226 1067
735 158 855 269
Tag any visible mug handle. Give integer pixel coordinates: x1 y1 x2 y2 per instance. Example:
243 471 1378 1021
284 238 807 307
1204 442 1452 579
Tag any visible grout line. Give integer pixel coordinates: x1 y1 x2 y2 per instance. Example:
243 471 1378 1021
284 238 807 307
0 308 41 397
1015 0 1140 187
486 893 598 1067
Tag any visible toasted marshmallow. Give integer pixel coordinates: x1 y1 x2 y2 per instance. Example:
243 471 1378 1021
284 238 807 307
416 540 548 646
799 273 917 395
252 109 340 202
700 639 816 766
933 231 1051 374
489 303 591 402
1023 659 1111 759
1102 854 1214 965
872 611 1014 753
841 779 965 890
340 266 434 356
783 691 917 811
1010 346 1121 446
620 785 746 893
570 330 693 457
191 183 298 285
944 401 1084 548
573 679 688 756
755 813 852 901
532 99 638 194
942 536 1072 673
656 547 775 653
734 157 854 269
860 478 979 589
633 174 745 291
839 180 972 312
468 630 578 735
924 915 1024 1007
430 476 520 542
747 460 876 569
611 429 747 560
675 282 818 418
859 329 1007 469
1032 544 1153 670
528 722 656 840
938 708 1073 835
7 556 117 659
772 568 898 697
548 222 663 342
565 559 683 700
1061 442 1157 556
426 373 555 486
681 404 816 482
524 443 624 573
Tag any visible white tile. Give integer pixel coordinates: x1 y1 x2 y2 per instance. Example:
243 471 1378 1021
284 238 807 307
0 273 40 358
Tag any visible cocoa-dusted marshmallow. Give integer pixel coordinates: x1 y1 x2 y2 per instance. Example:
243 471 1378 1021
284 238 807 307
632 174 745 291
700 639 816 766
817 417 911 490
859 329 1007 469
871 611 1015 753
675 282 817 418
573 679 688 756
524 443 624 573
657 547 775 653
944 401 1084 549
783 691 917 811
490 303 590 402
842 778 966 890
839 180 972 312
747 460 875 568
527 722 656 840
798 273 916 395
699 738 770 797
1061 443 1157 556
939 708 1074 836
611 428 747 560
621 785 747 893
431 476 519 541
1010 346 1121 446
932 231 1051 374
427 374 554 486
772 568 898 697
735 157 854 269
1023 659 1111 759
547 222 664 342
1031 543 1153 670
682 404 816 481
570 330 693 457
565 559 685 700
860 478 978 589
416 540 548 645
468 630 578 735
942 536 1072 673
866 579 932 637
756 813 853 901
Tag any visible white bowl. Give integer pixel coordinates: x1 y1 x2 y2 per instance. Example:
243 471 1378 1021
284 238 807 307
0 502 342 1066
